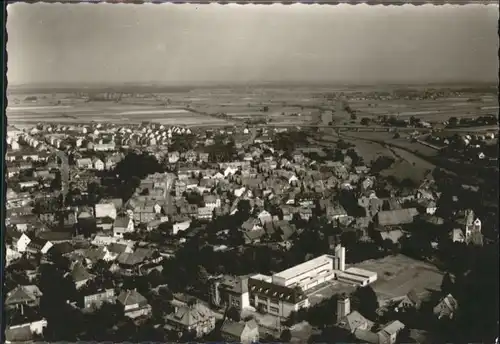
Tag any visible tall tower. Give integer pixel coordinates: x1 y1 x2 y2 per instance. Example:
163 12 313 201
334 244 346 271
337 294 351 324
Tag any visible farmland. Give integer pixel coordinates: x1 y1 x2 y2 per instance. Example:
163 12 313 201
6 84 497 128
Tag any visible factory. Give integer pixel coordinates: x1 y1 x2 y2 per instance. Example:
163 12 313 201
246 244 378 318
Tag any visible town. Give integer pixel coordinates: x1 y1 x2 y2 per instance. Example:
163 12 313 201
5 2 499 344
5 108 499 343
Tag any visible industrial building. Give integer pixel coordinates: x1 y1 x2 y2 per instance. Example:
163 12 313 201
245 244 377 318
271 254 337 292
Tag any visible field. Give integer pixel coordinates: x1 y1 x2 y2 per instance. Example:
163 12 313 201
7 84 497 128
348 94 498 122
352 254 444 304
7 101 231 127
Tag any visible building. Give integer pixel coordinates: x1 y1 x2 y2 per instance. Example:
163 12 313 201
271 254 337 292
433 294 458 320
5 285 43 313
210 275 250 311
336 267 378 287
220 318 259 344
164 301 216 338
248 274 310 318
82 289 115 310
117 289 152 319
113 216 134 238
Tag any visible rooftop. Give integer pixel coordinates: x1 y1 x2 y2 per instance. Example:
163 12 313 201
273 254 334 282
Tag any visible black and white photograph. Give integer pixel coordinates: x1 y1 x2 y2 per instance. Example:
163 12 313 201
4 3 499 343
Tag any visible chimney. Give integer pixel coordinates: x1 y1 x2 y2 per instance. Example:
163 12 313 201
337 294 351 323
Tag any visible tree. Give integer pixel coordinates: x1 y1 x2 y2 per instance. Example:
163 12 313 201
441 273 454 295
448 116 458 127
280 329 292 342
351 285 379 320
360 117 370 126
227 306 241 322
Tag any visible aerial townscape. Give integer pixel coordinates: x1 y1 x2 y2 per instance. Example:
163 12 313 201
4 3 499 344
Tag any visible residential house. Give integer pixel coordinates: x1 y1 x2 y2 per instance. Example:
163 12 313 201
326 204 348 222
81 289 115 310
197 206 214 220
165 301 216 338
76 158 93 169
395 289 422 311
168 151 180 164
69 262 95 289
241 218 263 232
433 294 458 320
117 289 152 319
5 285 43 313
172 220 191 235
92 158 105 171
220 318 259 344
257 210 273 226
113 216 135 238
203 194 221 210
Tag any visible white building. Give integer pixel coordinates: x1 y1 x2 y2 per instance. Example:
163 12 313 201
271 254 337 292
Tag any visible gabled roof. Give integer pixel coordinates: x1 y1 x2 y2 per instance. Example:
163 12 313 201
5 325 33 343
5 285 43 305
377 208 418 227
343 311 373 332
117 289 148 307
221 319 258 338
166 302 214 327
71 262 94 282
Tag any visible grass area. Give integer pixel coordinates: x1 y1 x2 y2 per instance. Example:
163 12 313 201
352 254 444 304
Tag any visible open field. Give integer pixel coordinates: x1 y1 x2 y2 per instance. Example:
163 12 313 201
7 102 231 126
7 85 497 128
348 95 498 121
351 254 444 304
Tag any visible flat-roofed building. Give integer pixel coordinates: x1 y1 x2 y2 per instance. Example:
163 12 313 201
271 254 336 292
336 267 378 287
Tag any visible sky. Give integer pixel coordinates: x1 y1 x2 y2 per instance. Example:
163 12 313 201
6 3 499 86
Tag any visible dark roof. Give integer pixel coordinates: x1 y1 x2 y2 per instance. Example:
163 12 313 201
37 231 73 241
221 319 258 338
377 208 418 228
5 325 33 343
117 289 148 307
113 216 130 228
248 277 307 304
71 262 93 282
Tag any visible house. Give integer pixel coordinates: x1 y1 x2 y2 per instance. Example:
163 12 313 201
95 202 117 221
244 229 266 244
376 208 419 229
172 220 191 235
210 275 250 311
5 285 43 312
117 289 152 319
326 204 348 221
5 320 47 344
81 289 115 310
197 206 214 220
433 294 458 320
168 151 180 164
203 194 221 210
451 228 466 243
220 318 259 344
396 289 422 311
113 216 134 238
164 301 216 338
257 210 273 226
76 158 93 169
241 218 262 232
69 262 95 289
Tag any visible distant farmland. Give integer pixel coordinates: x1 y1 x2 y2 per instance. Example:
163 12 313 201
7 102 230 127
